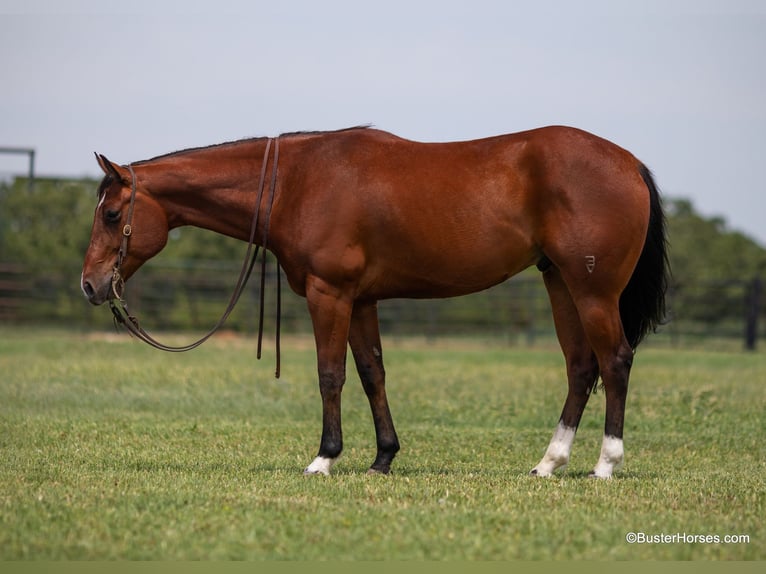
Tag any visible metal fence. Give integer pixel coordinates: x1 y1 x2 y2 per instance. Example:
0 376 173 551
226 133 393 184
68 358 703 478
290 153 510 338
0 259 763 349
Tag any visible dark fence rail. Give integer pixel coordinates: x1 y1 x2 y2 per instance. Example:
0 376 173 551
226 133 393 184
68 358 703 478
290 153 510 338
0 259 763 349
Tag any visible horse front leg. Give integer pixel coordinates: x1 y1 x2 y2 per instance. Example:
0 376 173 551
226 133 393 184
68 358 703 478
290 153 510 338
303 276 354 476
348 301 400 474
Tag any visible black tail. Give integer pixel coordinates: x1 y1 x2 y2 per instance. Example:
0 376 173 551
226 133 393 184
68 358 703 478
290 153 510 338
619 164 670 349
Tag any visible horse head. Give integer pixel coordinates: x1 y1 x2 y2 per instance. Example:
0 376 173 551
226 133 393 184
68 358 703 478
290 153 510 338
81 154 169 305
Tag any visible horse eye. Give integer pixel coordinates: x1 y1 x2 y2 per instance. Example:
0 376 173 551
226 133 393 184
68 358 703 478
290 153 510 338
104 209 121 224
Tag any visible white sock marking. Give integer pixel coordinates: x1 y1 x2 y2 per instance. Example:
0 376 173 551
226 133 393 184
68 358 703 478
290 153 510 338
591 435 624 478
304 456 338 476
531 422 576 477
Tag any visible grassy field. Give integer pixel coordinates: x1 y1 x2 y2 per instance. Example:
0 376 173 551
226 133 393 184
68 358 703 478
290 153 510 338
0 327 763 560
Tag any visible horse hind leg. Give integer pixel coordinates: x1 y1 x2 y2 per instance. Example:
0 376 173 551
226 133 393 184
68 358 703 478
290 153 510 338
575 296 634 479
530 267 599 477
348 301 400 474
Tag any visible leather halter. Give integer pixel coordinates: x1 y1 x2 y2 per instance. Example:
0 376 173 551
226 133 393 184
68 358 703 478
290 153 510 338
108 138 282 377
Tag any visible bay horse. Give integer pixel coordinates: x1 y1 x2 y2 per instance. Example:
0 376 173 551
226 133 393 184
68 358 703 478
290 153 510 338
81 126 668 478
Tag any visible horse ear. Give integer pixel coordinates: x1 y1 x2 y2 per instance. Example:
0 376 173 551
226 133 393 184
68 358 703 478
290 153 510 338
94 153 129 183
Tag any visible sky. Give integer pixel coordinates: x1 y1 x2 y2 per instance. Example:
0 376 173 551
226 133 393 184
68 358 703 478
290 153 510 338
2 0 765 245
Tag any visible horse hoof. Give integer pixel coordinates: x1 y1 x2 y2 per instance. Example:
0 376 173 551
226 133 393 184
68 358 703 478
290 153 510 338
303 456 337 476
529 467 556 477
588 470 612 480
529 470 552 477
366 467 389 476
303 468 327 476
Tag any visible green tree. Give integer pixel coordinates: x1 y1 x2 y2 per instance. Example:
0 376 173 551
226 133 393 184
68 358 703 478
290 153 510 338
666 198 766 284
664 198 766 334
0 178 96 264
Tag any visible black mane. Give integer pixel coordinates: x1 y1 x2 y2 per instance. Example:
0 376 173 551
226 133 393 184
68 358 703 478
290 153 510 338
130 125 373 166
279 125 372 138
131 138 266 166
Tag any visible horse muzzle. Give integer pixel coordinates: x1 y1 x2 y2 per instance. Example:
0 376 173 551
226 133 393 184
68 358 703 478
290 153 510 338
80 271 114 306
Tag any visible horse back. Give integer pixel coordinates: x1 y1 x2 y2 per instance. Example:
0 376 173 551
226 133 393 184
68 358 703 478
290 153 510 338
273 127 647 300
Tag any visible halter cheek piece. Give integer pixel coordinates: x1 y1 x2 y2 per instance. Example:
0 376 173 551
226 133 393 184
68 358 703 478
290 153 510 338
109 165 137 302
108 138 282 377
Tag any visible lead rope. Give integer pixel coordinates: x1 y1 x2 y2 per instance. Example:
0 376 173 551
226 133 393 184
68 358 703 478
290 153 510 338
108 138 282 378
270 144 281 377
256 138 281 377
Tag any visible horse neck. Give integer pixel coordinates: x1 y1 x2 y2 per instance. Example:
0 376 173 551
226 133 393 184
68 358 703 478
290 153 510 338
136 139 273 242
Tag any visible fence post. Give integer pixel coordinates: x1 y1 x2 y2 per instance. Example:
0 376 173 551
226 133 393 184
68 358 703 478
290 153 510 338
744 276 762 351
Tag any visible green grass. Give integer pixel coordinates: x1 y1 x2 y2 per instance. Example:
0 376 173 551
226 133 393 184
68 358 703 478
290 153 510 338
0 328 763 560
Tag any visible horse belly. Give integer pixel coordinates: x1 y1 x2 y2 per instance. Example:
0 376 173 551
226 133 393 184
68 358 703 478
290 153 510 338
366 232 536 300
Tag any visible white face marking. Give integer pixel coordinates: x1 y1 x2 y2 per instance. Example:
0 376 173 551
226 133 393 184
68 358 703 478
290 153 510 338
303 456 338 476
590 435 624 479
530 422 576 477
96 192 107 212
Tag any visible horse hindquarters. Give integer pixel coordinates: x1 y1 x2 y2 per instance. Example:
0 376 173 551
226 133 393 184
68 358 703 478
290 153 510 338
531 162 668 478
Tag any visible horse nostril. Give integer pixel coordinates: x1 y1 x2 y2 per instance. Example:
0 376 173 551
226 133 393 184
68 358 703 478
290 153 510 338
82 280 95 300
